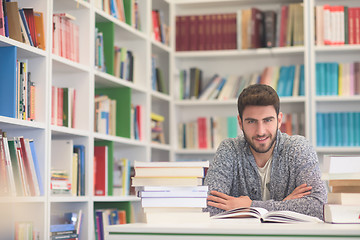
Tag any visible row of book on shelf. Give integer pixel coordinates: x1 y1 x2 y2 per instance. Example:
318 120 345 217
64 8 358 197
175 13 237 51
114 47 134 81
175 3 304 51
315 5 360 45
95 208 127 240
51 86 76 128
132 161 210 224
50 210 83 240
0 49 36 121
0 130 43 197
316 62 360 96
316 111 360 147
178 113 304 150
322 155 360 224
52 13 80 63
50 140 85 196
151 55 167 94
176 64 305 101
0 1 45 50
94 94 142 141
152 9 170 45
95 0 141 30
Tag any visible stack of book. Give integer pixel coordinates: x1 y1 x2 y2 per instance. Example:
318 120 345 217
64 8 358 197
132 161 210 224
322 155 360 223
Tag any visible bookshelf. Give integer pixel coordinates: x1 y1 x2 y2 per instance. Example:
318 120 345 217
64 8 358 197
0 0 171 239
0 0 359 239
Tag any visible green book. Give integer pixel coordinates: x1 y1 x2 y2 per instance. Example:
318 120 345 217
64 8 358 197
8 140 23 196
95 141 114 196
95 22 115 75
344 7 348 44
227 116 238 138
123 0 132 26
63 88 68 127
95 87 131 138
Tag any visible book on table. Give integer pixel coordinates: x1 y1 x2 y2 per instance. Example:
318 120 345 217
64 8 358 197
324 204 360 224
211 207 323 223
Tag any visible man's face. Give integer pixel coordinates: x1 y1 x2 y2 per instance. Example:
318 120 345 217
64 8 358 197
239 105 282 154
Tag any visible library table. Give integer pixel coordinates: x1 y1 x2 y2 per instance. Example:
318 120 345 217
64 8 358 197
105 219 360 240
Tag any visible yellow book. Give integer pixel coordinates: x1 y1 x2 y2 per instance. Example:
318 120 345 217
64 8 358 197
338 63 343 95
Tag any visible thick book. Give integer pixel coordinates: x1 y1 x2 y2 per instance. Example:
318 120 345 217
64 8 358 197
327 192 360 205
134 160 209 168
135 166 205 177
324 204 360 224
131 176 203 187
141 197 207 208
211 207 322 223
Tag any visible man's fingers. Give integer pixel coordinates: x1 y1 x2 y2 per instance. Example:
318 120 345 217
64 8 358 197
210 190 231 200
207 195 227 204
207 201 227 210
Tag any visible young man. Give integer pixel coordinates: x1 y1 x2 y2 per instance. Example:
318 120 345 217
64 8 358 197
204 84 327 220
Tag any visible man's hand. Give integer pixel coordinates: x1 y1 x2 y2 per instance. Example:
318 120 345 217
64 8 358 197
207 190 252 211
283 183 312 201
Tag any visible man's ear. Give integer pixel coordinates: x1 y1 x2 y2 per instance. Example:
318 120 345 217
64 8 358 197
237 115 243 130
277 112 283 129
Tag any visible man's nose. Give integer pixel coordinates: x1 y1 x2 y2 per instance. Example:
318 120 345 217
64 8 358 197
256 122 266 136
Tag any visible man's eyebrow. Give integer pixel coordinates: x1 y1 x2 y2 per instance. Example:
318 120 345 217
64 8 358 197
244 116 275 121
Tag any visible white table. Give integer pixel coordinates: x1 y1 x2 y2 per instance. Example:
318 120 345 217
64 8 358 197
105 219 360 240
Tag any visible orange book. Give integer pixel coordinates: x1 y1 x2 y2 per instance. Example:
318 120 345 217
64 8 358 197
34 11 45 50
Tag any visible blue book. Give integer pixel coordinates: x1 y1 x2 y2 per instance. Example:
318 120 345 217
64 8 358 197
0 46 17 118
325 63 331 95
330 62 339 96
335 112 342 146
74 145 85 196
2 0 9 37
29 140 44 196
299 64 305 96
329 112 336 146
348 112 354 146
355 112 360 146
276 66 287 97
151 56 157 91
316 63 321 96
341 112 348 147
50 224 75 233
316 113 323 147
319 63 326 95
323 113 330 146
286 65 295 96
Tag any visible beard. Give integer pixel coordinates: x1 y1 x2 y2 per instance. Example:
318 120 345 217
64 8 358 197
242 128 278 154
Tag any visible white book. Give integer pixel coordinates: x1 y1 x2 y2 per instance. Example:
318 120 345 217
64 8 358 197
141 197 207 208
137 185 208 192
139 191 208 198
24 138 40 196
135 166 205 177
134 161 209 168
327 192 360 205
212 207 322 223
143 207 204 213
131 176 203 187
322 155 360 174
324 204 360 224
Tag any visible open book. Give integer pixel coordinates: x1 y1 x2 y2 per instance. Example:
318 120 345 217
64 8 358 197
211 207 323 223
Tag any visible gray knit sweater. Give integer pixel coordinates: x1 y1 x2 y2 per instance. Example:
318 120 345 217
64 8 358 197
204 130 327 220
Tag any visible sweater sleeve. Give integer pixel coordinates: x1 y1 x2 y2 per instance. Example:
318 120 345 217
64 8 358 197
203 139 236 216
251 140 327 220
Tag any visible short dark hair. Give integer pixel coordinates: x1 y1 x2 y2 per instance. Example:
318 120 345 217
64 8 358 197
237 84 280 120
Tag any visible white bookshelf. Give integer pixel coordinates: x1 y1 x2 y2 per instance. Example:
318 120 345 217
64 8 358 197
0 0 359 239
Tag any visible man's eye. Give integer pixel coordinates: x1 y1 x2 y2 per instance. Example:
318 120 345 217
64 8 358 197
247 120 255 124
265 119 272 122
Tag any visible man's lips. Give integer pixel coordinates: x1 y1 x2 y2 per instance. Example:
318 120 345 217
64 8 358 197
255 136 269 142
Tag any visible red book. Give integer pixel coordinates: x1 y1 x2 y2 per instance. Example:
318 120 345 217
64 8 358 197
180 15 190 51
204 14 212 50
94 146 107 196
135 105 142 141
197 15 205 50
216 14 223 50
152 10 160 41
23 8 38 47
197 117 207 149
189 15 198 51
175 16 181 51
230 13 237 49
348 7 355 45
356 8 360 44
251 8 264 48
0 2 5 36
279 5 288 47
